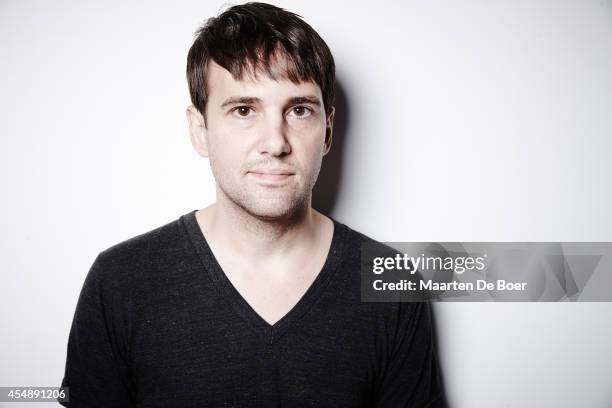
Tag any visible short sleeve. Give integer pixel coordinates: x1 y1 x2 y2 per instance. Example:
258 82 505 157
373 300 447 407
58 253 136 407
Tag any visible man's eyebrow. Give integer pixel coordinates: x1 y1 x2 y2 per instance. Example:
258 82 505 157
220 95 322 109
287 96 321 106
220 96 262 108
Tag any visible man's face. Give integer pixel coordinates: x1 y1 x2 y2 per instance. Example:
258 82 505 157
188 59 334 220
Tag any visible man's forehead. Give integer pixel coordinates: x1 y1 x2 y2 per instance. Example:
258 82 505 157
206 60 322 100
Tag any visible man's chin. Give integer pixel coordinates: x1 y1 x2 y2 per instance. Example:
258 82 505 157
239 199 307 221
245 206 301 221
219 184 310 221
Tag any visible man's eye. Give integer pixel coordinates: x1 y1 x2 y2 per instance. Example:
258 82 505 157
288 106 312 118
232 106 254 118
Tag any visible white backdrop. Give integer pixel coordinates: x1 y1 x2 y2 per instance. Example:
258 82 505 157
2 1 612 407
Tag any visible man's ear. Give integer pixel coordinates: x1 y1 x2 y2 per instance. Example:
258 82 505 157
186 105 209 158
323 106 335 156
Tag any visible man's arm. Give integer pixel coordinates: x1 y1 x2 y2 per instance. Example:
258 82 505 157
373 300 447 407
59 253 135 407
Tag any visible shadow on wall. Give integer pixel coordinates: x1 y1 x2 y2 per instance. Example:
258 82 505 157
313 79 350 217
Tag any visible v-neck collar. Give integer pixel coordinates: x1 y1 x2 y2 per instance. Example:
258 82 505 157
181 209 348 344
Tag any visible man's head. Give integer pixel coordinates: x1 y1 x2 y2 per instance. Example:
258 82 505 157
186 2 336 221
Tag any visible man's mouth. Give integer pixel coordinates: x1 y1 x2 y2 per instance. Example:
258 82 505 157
248 169 295 182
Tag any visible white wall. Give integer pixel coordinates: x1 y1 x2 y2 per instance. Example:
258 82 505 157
1 1 611 406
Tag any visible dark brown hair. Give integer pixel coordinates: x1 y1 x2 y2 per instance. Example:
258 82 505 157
186 2 335 122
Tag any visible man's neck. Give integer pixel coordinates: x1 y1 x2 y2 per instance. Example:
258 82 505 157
195 196 326 262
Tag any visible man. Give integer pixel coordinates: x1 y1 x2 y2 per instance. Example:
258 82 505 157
59 2 446 407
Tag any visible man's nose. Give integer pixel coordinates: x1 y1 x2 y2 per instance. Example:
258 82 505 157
257 114 291 156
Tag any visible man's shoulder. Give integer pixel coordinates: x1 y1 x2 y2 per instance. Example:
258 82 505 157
94 212 190 270
333 218 399 258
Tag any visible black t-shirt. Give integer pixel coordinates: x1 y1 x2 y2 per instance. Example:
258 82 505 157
59 209 446 407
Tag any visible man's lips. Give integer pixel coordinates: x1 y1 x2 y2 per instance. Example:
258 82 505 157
248 169 295 181
249 168 294 174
